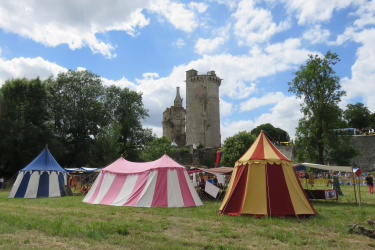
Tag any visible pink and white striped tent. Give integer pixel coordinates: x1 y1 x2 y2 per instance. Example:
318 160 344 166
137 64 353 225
83 155 203 207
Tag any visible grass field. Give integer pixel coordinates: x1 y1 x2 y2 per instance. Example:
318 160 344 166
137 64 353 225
1 184 375 250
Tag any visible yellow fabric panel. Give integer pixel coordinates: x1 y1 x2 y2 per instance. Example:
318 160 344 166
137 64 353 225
219 165 239 211
282 164 315 215
262 134 280 161
236 133 261 164
241 163 268 215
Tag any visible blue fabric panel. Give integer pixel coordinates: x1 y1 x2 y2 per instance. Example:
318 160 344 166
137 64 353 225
294 166 306 171
22 148 66 172
58 172 65 196
14 172 31 198
37 172 50 198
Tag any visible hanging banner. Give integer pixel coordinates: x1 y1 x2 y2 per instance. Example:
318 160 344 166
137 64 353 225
216 151 222 168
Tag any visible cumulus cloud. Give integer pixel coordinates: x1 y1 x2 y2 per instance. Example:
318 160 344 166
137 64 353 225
0 0 202 58
341 28 375 112
232 0 291 46
149 0 198 32
239 92 286 112
303 25 330 44
283 0 358 25
220 98 234 117
0 57 67 85
221 96 303 142
194 25 230 55
188 2 209 13
172 38 186 48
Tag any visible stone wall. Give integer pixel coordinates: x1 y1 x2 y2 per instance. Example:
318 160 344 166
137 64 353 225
275 135 375 171
172 147 216 168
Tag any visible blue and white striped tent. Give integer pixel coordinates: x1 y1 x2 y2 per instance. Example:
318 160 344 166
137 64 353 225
8 147 68 198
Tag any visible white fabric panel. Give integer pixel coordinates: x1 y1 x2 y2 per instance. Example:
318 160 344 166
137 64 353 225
49 171 61 197
92 173 116 204
135 171 158 207
8 172 25 198
216 174 225 185
64 173 68 185
205 181 220 198
183 171 203 206
167 170 184 207
111 174 139 206
83 172 102 203
24 171 40 198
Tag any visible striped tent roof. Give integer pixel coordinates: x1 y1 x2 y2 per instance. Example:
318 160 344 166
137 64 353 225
235 130 290 167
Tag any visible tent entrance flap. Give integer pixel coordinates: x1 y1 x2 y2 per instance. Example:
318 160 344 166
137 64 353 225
221 164 249 215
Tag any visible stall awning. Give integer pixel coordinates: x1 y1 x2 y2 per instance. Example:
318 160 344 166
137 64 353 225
293 163 353 172
198 167 234 175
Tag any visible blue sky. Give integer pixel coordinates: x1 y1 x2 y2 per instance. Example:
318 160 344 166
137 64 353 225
0 0 374 142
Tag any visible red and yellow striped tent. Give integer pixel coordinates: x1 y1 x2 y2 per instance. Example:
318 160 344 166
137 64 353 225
219 131 316 218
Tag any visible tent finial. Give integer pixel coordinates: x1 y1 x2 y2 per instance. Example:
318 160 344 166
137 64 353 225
165 151 166 154
121 154 123 157
46 144 48 148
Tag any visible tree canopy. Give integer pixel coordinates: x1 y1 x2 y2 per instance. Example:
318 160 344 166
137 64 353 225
344 102 371 129
288 51 358 165
140 136 175 162
251 123 290 142
221 131 256 167
0 70 155 176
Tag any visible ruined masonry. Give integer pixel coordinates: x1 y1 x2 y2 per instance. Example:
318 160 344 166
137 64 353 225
162 69 222 148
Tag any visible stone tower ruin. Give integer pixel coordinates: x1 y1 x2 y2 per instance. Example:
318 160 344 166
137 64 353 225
185 69 221 147
162 87 186 146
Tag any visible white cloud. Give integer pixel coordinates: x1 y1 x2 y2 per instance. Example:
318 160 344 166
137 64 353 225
284 0 359 25
341 28 375 112
0 57 67 85
239 92 286 112
172 38 186 48
352 0 375 28
208 0 239 10
0 1 152 58
220 98 234 117
188 2 209 13
194 25 230 55
77 67 87 72
149 0 198 32
195 37 226 55
233 0 291 46
303 25 330 44
221 96 303 142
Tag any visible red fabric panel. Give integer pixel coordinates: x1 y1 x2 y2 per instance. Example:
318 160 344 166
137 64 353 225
216 151 220 167
250 134 264 160
124 171 150 206
151 169 168 207
177 170 196 207
222 164 249 215
264 135 290 161
266 163 295 217
292 167 317 214
99 175 127 205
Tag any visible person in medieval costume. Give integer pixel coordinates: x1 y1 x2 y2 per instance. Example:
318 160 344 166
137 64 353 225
332 173 344 196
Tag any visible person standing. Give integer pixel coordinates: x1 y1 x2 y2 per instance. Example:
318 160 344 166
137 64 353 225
0 177 4 189
365 173 374 194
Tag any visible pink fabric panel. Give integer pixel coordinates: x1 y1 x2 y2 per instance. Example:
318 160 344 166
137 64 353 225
103 154 185 174
99 175 127 205
123 172 150 206
151 169 168 207
87 173 105 204
177 169 196 207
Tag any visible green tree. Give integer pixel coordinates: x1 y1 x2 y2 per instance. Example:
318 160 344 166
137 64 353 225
90 122 124 167
344 102 371 129
288 51 358 164
46 70 106 167
140 136 175 162
251 123 290 142
0 78 54 175
104 86 156 161
221 131 257 167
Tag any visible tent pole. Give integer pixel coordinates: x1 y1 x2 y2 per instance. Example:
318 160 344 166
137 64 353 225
359 160 362 205
352 167 358 205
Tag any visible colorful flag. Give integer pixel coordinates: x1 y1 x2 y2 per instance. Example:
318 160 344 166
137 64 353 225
216 151 222 167
353 168 361 177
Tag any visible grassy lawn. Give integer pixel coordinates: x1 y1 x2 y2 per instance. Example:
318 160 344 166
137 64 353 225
0 184 375 250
